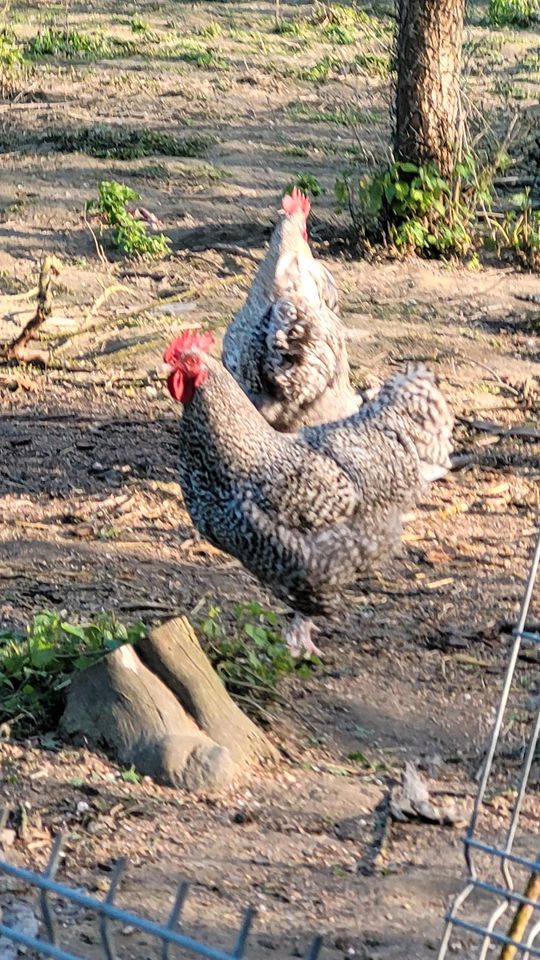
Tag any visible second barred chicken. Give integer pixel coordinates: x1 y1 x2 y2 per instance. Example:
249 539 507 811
222 188 361 431
165 331 454 658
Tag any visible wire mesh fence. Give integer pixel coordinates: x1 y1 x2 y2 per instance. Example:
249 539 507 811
0 832 322 960
438 527 540 959
2 535 539 959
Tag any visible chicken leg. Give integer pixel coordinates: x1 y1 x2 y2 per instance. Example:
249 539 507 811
284 613 322 659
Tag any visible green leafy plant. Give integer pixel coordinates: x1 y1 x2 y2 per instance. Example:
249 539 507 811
0 611 146 735
283 172 323 198
336 156 490 257
488 0 539 27
89 179 171 259
199 601 318 721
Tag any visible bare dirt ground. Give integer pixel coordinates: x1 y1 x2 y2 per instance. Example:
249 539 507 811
0 0 540 957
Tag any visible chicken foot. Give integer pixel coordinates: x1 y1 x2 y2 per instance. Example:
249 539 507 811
285 613 322 659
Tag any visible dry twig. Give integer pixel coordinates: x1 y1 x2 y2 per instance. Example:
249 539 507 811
1 256 61 363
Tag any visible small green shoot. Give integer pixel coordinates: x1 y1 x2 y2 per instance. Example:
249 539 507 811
89 179 171 259
283 172 323 198
131 15 150 34
121 765 141 783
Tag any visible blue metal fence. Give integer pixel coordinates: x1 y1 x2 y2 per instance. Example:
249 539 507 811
0 834 322 960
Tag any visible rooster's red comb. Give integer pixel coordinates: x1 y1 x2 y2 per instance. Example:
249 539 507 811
163 329 214 365
281 187 311 219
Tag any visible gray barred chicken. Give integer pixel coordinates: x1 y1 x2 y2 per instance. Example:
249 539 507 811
164 330 453 657
222 188 361 431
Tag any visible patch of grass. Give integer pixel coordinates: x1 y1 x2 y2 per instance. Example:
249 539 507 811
323 22 357 43
488 0 539 26
173 38 224 68
298 54 342 82
273 17 311 36
287 100 365 124
310 2 361 28
491 78 529 99
353 51 391 76
517 49 540 73
488 188 540 269
0 124 211 160
131 15 150 33
197 21 222 38
27 27 135 60
199 602 318 722
463 35 505 71
89 179 171 259
0 611 146 736
0 30 26 99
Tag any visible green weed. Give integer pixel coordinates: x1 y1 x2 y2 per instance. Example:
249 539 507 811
131 15 150 33
197 21 222 38
336 155 491 257
89 179 171 259
273 17 311 36
284 172 323 198
0 611 146 736
353 51 391 76
488 188 540 268
199 601 318 721
324 23 357 43
174 39 224 68
310 2 361 28
287 101 374 125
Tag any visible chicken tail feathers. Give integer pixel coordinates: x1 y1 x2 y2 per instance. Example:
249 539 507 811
262 297 343 412
370 365 454 484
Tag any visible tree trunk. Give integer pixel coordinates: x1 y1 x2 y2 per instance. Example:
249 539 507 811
395 0 465 178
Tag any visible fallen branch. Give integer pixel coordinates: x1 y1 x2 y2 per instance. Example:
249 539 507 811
1 256 61 362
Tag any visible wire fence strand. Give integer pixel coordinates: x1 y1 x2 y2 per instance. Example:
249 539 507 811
438 526 540 959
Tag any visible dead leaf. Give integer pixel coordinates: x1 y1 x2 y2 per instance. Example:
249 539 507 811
390 763 460 826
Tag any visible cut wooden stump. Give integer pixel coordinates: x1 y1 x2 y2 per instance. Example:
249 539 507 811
138 615 278 766
61 643 234 793
61 617 277 793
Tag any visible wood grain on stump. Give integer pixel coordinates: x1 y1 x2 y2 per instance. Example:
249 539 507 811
61 617 276 793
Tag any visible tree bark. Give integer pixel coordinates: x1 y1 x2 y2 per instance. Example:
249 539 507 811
395 0 465 178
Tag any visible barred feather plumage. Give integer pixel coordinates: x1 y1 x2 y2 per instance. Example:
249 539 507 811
174 347 454 621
